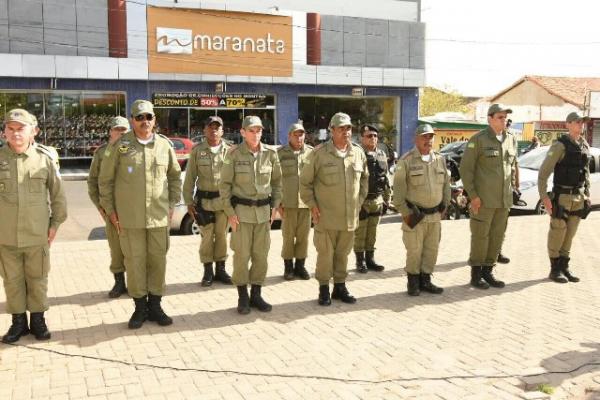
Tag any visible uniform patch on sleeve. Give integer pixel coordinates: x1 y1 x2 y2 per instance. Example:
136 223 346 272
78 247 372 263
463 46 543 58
468 143 475 148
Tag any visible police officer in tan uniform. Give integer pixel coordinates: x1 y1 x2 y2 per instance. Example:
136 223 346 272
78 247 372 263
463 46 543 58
88 116 130 298
354 124 390 273
220 116 282 314
99 100 182 329
460 104 519 289
0 109 67 343
277 122 313 280
538 111 591 283
393 124 450 295
183 116 232 287
300 112 369 306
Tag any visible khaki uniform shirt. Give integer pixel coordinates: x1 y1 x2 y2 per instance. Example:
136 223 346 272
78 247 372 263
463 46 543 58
299 142 369 231
459 127 518 208
87 143 108 209
0 144 67 247
278 144 313 209
98 131 182 229
182 140 231 212
219 142 282 224
538 136 591 201
393 147 451 222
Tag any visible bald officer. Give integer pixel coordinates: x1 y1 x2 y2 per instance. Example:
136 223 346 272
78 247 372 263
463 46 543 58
220 116 282 314
300 112 369 306
393 124 450 295
459 103 518 289
539 111 591 283
183 116 233 287
278 122 313 280
99 100 182 329
0 109 67 343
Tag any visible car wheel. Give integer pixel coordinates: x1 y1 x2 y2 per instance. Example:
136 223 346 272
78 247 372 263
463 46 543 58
181 214 201 235
535 200 547 215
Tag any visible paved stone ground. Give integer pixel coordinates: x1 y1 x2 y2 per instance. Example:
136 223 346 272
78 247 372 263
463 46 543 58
1 213 600 400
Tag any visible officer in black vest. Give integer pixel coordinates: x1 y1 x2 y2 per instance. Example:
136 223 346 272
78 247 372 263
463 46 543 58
353 124 391 273
538 111 592 283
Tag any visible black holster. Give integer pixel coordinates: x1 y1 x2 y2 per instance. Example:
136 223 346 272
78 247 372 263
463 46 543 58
194 193 216 226
405 204 425 229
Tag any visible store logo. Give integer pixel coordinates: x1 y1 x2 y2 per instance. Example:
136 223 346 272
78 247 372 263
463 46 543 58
156 27 193 54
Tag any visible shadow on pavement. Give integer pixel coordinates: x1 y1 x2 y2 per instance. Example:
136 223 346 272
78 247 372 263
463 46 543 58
87 227 107 240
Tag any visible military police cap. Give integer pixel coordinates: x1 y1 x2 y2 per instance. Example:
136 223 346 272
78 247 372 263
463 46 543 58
329 112 353 128
566 111 589 123
30 113 38 127
360 123 379 133
5 109 35 126
487 103 513 116
288 122 305 134
205 115 223 126
242 115 263 129
130 100 155 117
415 124 435 135
109 116 130 130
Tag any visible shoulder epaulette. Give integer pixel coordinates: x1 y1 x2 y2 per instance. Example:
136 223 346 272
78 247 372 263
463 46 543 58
34 143 58 161
400 151 412 160
227 145 238 154
314 143 326 151
305 144 314 149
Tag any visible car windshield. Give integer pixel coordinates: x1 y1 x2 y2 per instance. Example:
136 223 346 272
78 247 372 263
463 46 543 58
518 146 548 170
171 140 185 150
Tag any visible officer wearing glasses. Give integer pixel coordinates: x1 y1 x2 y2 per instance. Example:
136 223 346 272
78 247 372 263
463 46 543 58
99 100 182 329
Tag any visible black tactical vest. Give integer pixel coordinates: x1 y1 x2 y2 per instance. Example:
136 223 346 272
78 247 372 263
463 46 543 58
365 148 388 195
553 135 589 189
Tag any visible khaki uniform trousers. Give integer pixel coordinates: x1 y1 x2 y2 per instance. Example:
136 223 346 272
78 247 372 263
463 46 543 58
468 207 510 267
548 194 584 258
313 227 354 285
104 216 125 274
280 208 311 259
0 244 50 314
199 210 228 263
119 227 169 298
230 221 271 286
354 198 382 252
402 221 441 274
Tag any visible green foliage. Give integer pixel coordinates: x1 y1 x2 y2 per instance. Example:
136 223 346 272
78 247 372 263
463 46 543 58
536 384 554 395
419 87 469 117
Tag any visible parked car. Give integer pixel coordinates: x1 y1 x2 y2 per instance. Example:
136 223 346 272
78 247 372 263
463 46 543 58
168 137 194 170
439 141 468 165
513 145 600 214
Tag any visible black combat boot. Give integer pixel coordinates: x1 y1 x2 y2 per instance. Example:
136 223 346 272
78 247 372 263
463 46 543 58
559 256 580 282
331 282 357 304
249 285 272 312
108 272 127 298
237 286 250 315
214 261 232 285
481 266 505 288
470 266 490 289
497 253 510 264
128 296 148 329
365 251 385 272
147 294 173 326
283 259 295 280
420 273 444 294
549 257 568 283
1 313 29 343
318 284 331 306
407 274 420 296
201 263 214 287
355 252 367 273
293 259 310 280
29 312 51 340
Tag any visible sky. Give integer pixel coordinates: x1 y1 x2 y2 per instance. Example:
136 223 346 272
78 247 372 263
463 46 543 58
420 0 600 98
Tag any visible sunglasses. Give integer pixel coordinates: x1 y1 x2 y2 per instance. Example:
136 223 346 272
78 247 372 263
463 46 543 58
134 114 154 122
364 133 378 138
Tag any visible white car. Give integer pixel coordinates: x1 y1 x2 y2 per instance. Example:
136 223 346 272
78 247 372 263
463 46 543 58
513 145 600 214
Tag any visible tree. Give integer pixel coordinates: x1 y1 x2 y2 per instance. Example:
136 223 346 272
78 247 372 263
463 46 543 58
419 87 469 117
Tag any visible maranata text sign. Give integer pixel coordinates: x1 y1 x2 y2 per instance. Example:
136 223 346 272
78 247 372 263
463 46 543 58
147 7 293 77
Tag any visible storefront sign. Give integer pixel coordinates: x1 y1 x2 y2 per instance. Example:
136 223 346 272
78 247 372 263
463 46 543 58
434 129 478 150
152 93 273 108
147 7 293 77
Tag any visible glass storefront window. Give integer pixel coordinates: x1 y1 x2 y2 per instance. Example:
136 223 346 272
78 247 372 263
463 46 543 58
298 96 400 152
0 90 126 159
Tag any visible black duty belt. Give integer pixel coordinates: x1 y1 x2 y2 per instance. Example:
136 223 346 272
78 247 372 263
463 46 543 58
406 200 443 215
553 186 582 195
196 190 220 200
231 196 271 207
